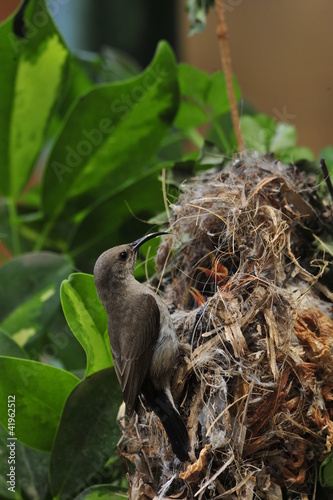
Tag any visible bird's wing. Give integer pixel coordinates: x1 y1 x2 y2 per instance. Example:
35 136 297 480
111 293 160 415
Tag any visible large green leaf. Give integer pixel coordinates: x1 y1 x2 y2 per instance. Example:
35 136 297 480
0 0 69 199
70 161 172 260
41 40 179 220
16 443 50 500
0 356 79 450
50 368 122 499
0 252 72 345
61 273 112 378
0 329 28 359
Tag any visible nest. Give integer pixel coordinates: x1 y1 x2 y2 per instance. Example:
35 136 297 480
118 154 333 499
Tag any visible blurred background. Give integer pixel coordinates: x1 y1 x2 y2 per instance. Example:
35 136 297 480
1 0 332 155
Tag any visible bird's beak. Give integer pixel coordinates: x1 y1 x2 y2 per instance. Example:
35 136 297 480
131 232 168 252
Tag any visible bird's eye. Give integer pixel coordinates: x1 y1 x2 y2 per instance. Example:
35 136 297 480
119 251 128 261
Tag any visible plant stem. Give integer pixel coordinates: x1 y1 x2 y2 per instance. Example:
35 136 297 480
215 0 245 152
161 168 170 221
7 197 21 255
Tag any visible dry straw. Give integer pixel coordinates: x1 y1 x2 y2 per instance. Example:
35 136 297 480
118 154 333 499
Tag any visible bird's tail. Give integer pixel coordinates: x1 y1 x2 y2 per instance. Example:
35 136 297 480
142 382 190 462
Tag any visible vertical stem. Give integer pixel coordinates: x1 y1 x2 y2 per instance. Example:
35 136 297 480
161 168 170 221
215 0 245 152
7 197 21 255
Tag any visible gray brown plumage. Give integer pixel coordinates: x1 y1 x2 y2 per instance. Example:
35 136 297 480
94 233 190 461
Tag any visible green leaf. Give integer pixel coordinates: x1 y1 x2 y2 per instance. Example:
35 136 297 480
16 444 50 500
74 485 127 500
317 147 333 201
207 72 240 117
175 100 209 129
178 64 211 103
41 40 179 220
61 273 112 378
240 115 314 162
279 146 314 164
320 452 333 487
0 356 79 450
269 122 297 153
175 63 241 129
253 114 276 150
0 0 69 199
240 115 269 154
50 368 122 499
0 329 28 359
0 252 72 345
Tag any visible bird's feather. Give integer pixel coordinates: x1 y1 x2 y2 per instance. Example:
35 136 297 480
109 292 160 415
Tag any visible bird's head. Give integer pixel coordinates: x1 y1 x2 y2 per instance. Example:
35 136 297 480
94 232 167 302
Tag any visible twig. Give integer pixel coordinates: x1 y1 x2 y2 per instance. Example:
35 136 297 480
194 454 234 497
215 470 256 498
215 0 245 152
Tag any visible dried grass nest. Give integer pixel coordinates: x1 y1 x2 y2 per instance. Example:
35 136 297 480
118 154 333 499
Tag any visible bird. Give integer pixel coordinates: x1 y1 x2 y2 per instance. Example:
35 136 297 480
94 232 190 462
